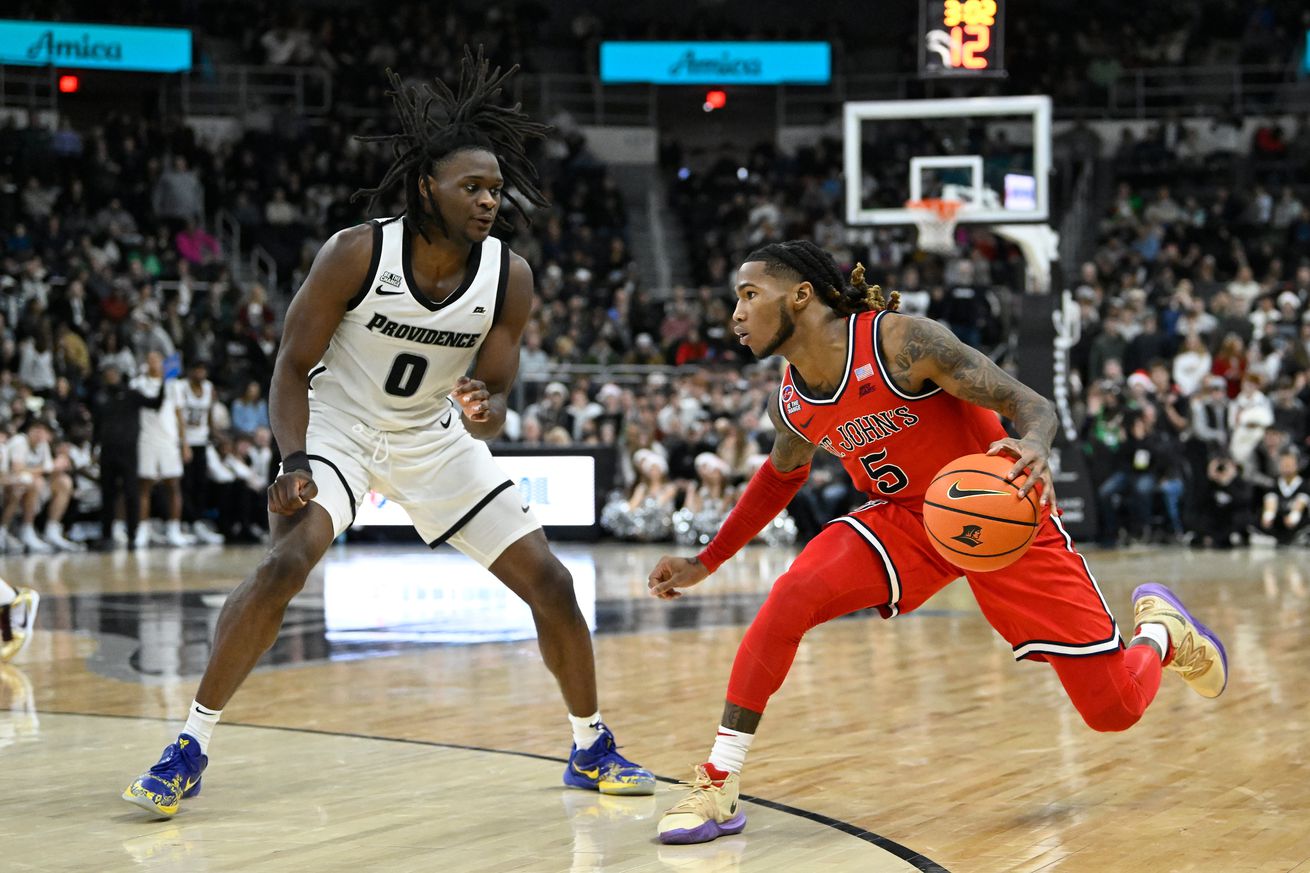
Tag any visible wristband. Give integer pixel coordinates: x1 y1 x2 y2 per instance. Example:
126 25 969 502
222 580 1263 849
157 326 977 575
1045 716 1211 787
282 450 312 474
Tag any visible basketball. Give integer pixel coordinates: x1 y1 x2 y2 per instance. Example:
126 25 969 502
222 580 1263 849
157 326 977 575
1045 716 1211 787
922 453 1040 572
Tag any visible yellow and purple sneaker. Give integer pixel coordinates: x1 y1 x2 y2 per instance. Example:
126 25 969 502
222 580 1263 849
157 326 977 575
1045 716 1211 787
1133 583 1229 698
658 763 746 845
122 734 208 817
0 587 39 663
563 724 655 796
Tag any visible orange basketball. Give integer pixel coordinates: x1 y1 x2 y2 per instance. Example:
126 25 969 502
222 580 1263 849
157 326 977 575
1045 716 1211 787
922 453 1040 572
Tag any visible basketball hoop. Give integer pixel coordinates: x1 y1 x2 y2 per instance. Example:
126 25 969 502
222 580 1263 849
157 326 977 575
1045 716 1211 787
905 198 963 255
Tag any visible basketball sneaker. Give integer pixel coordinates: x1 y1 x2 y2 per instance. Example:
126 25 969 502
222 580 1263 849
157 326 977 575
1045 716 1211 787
563 725 656 796
658 764 746 845
0 587 39 663
1132 583 1228 698
122 734 208 817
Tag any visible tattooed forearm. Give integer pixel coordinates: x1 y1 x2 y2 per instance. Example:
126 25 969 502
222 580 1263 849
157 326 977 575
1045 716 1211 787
766 387 818 471
889 317 1058 446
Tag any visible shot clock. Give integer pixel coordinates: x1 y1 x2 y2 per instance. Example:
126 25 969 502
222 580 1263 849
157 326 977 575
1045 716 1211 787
920 0 1005 77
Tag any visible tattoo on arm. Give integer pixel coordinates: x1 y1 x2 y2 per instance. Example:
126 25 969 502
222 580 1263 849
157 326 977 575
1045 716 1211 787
890 317 1058 445
766 388 817 471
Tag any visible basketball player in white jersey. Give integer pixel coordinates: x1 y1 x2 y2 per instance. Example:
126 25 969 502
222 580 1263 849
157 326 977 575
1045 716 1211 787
132 351 192 548
175 360 224 544
124 50 654 817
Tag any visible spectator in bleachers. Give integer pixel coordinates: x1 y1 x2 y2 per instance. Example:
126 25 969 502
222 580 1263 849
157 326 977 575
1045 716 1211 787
207 432 264 544
1271 379 1308 449
1095 406 1181 545
1228 373 1275 467
1247 426 1292 494
16 325 55 397
1211 333 1247 398
1259 448 1309 544
90 362 163 549
1 421 77 552
177 361 224 544
152 156 205 226
673 452 733 547
1172 333 1212 396
229 381 269 437
601 448 676 542
131 351 189 548
524 382 571 434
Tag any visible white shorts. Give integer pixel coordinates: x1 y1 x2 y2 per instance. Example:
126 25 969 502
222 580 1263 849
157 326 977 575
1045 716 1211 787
139 438 184 480
299 402 542 568
6 472 51 504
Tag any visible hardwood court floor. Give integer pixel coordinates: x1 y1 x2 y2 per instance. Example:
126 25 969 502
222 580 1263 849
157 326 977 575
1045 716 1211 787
2 540 1307 872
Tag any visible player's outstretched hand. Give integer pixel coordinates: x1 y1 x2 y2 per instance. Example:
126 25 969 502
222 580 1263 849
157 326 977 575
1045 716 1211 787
268 471 318 516
986 437 1057 510
454 376 492 422
648 555 710 600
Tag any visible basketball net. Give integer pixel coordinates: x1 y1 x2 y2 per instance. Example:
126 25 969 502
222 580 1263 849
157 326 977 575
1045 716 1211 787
905 198 963 255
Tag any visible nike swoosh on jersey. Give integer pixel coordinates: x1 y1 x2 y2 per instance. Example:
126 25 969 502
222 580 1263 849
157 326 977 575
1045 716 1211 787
799 414 815 428
374 284 405 295
946 481 1011 499
439 412 453 428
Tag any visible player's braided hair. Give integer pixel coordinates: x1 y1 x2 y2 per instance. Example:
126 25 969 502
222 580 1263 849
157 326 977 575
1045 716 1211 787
351 46 551 241
743 241 899 315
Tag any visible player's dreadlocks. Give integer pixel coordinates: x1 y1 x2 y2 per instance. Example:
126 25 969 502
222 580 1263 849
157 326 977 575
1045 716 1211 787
744 240 900 315
352 46 551 241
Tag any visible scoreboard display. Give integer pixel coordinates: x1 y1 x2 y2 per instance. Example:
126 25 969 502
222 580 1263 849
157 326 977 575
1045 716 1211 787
920 0 1005 77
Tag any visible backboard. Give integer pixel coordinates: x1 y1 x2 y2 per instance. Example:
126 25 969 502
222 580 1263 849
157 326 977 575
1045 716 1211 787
843 95 1051 227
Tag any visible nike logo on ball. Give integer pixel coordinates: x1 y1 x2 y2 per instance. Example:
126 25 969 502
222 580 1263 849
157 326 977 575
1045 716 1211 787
947 481 1010 499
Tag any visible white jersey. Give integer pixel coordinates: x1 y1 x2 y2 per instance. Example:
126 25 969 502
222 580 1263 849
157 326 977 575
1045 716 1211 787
176 379 214 446
132 375 180 445
309 218 508 432
6 434 53 473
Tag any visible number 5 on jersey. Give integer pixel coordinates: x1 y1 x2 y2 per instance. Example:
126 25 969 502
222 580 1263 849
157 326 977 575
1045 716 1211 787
860 447 909 494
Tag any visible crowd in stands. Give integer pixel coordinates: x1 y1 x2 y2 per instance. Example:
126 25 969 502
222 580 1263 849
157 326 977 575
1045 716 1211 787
2 1 1308 552
1068 119 1310 547
0 81 642 552
8 95 1306 549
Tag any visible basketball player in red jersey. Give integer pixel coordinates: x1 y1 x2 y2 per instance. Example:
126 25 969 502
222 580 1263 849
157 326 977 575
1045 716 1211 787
648 240 1228 845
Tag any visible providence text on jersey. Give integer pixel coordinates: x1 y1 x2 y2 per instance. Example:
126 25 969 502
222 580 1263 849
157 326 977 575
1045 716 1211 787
363 313 482 349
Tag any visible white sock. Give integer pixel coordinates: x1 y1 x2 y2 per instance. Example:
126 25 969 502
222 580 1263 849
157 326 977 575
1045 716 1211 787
569 711 605 750
0 579 16 606
168 520 183 534
1132 622 1170 661
183 700 222 754
708 726 754 774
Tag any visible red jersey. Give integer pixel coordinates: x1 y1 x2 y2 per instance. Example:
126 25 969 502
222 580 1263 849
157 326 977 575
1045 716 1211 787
776 309 1007 508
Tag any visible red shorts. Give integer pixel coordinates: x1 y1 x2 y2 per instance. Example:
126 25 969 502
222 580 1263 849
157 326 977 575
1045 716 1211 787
827 500 1123 662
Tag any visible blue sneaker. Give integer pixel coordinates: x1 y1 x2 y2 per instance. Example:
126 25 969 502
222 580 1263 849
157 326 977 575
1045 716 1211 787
122 734 208 817
563 725 655 796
